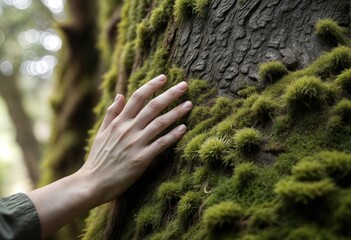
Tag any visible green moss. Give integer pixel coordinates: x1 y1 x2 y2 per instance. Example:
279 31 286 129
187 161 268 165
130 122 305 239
250 96 277 124
121 41 136 74
183 133 208 163
259 61 289 85
199 137 230 165
275 178 336 205
174 0 209 22
193 0 210 16
157 181 182 206
150 0 174 32
286 226 327 240
187 78 215 105
174 0 193 23
237 86 259 98
311 46 351 79
202 201 244 234
136 19 152 50
284 76 327 115
315 18 345 45
135 206 160 236
248 207 276 232
192 166 210 185
319 151 351 186
335 68 351 93
210 96 235 120
331 99 351 124
292 160 326 181
334 191 351 234
233 128 262 155
187 106 211 128
215 114 237 137
233 163 259 190
177 191 202 228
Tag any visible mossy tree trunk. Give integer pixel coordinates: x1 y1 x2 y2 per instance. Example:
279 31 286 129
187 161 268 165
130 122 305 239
79 0 351 239
40 0 100 239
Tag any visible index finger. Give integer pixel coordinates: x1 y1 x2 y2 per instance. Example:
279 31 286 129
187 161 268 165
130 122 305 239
120 74 167 119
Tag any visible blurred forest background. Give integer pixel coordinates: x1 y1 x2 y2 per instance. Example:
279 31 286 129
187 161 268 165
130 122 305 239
0 0 65 194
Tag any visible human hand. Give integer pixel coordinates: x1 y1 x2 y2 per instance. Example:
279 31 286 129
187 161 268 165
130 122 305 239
78 74 192 205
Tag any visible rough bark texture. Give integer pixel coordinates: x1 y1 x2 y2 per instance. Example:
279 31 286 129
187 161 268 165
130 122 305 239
74 0 351 239
40 0 100 239
171 0 350 96
0 74 40 185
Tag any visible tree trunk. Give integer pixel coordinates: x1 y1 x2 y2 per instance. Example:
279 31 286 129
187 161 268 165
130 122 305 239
80 0 351 239
0 73 40 185
170 0 349 95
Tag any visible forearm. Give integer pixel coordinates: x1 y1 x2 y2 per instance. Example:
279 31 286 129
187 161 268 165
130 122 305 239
27 172 97 239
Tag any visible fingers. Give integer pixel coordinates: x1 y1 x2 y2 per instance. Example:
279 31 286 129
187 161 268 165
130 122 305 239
135 81 188 128
141 101 192 141
120 74 167 119
99 94 126 133
144 124 187 162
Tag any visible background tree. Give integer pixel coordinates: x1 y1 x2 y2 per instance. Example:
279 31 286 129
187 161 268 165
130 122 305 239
0 0 62 186
47 0 351 239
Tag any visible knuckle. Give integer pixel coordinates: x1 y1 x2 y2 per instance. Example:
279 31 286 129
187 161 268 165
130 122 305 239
106 105 115 114
131 155 147 167
154 118 167 129
132 90 144 102
148 100 161 110
156 138 168 148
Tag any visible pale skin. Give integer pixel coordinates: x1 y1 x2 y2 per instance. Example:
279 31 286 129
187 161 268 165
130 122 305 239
27 74 193 239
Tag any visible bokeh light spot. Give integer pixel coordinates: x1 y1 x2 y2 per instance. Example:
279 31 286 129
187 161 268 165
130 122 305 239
0 60 14 76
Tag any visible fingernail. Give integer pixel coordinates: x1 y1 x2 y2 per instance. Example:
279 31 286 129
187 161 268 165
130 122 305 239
114 94 121 102
157 74 167 82
182 101 193 109
178 81 187 90
178 124 187 132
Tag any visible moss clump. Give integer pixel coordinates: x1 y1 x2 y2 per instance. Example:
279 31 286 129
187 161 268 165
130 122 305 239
233 128 262 155
233 163 259 190
320 151 351 186
258 61 289 85
275 178 336 205
135 206 160 236
311 46 351 79
187 79 214 105
284 76 327 115
174 0 210 23
292 160 326 181
157 181 182 206
315 18 345 45
215 114 237 137
183 133 208 163
203 201 244 233
250 96 277 124
136 19 152 49
210 96 235 120
187 106 211 128
199 137 230 165
331 99 351 124
149 0 173 32
177 191 202 228
335 68 351 93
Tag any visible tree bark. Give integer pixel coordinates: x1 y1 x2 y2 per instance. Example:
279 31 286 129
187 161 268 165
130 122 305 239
170 0 350 95
0 73 40 185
